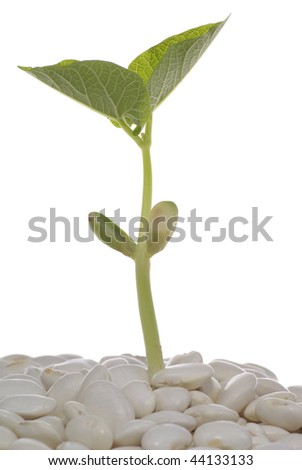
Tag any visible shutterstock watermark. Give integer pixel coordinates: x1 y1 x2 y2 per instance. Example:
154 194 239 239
27 207 273 243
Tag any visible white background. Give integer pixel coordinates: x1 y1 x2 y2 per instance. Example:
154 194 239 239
1 0 301 386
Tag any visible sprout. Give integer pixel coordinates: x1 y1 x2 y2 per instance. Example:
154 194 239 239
19 18 228 379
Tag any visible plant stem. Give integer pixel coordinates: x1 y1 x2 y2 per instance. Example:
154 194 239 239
134 116 164 379
135 249 164 379
140 117 153 220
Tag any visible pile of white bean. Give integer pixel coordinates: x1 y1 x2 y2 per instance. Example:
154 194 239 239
0 352 302 450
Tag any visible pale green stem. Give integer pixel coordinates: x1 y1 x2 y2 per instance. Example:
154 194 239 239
126 116 164 379
135 248 164 379
120 117 164 378
140 117 153 220
135 118 164 378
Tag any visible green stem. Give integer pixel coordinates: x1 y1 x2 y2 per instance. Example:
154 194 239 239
135 248 164 379
140 117 153 220
133 116 164 378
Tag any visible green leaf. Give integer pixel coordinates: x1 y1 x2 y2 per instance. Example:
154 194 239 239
19 60 151 127
89 212 136 259
129 18 228 111
147 201 178 257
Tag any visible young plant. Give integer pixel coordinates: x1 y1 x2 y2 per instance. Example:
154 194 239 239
19 19 227 378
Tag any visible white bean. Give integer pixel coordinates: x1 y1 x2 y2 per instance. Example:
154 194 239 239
166 352 203 366
243 368 269 378
257 390 296 401
121 381 156 418
109 365 148 388
237 417 247 426
121 355 146 366
244 422 266 435
260 424 289 441
217 373 257 412
194 420 252 450
0 409 24 431
199 377 221 402
155 387 191 412
114 419 155 447
66 414 113 450
256 378 288 396
142 410 196 431
209 360 245 382
288 385 302 402
151 364 213 390
77 364 110 401
2 355 32 361
34 355 66 367
47 358 96 373
190 390 213 407
243 399 260 422
242 363 277 380
0 394 56 419
0 425 17 449
113 446 142 449
41 368 66 390
80 380 135 431
64 401 89 421
47 372 84 418
185 404 239 426
255 398 302 432
101 358 129 368
141 423 192 449
276 433 302 449
1 373 42 385
251 434 270 448
14 419 62 449
253 442 293 449
37 416 66 442
24 366 43 382
0 378 46 398
0 357 40 377
9 437 52 449
57 441 89 450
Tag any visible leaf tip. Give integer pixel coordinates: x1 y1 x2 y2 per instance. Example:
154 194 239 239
223 13 232 23
18 65 32 72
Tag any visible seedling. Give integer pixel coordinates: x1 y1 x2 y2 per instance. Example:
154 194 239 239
19 19 227 378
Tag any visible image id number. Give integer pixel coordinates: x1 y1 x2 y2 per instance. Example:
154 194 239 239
190 454 254 466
